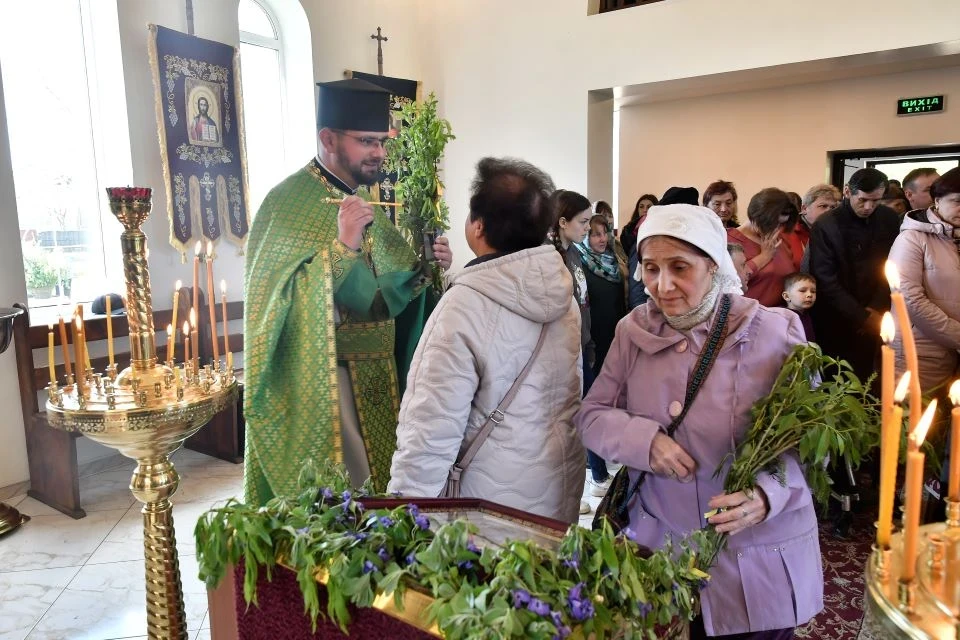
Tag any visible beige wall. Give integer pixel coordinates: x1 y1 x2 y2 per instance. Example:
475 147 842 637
618 65 960 217
301 0 960 268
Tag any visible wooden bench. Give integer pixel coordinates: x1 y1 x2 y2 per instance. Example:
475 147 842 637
12 288 244 519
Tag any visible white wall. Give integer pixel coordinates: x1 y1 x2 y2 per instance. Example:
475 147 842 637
0 68 30 487
618 65 960 214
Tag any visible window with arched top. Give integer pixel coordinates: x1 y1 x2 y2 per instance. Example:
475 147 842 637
239 0 287 213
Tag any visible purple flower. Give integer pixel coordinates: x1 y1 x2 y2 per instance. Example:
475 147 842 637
567 582 594 622
414 514 430 530
295 526 309 536
362 560 376 574
321 488 334 500
458 560 474 570
466 541 480 554
512 589 531 609
622 527 638 542
550 610 564 627
528 598 551 616
349 532 368 541
378 547 390 562
379 516 396 528
406 504 420 517
406 553 417 566
698 579 709 591
342 490 352 502
562 551 579 571
637 601 653 617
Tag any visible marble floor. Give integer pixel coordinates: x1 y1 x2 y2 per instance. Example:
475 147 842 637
0 451 606 640
0 449 242 640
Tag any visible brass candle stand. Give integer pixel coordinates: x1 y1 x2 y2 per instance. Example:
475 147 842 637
45 189 236 640
864 499 960 638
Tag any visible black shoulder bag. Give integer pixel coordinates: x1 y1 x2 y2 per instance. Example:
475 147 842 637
592 294 732 533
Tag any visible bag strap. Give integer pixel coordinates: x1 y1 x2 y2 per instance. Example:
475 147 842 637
452 323 550 477
620 294 732 507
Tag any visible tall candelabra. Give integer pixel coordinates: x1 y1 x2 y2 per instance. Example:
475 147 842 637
45 188 237 640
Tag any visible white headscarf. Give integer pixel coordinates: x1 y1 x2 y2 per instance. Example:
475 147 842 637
634 204 743 295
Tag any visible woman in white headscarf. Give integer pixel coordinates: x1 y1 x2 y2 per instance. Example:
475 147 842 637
576 204 823 638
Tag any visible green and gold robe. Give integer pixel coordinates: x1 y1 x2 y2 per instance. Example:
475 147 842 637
243 160 429 504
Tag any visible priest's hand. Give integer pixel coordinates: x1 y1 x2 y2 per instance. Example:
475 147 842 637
337 195 374 251
432 236 453 271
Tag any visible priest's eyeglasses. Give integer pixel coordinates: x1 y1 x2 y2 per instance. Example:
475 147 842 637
333 130 390 150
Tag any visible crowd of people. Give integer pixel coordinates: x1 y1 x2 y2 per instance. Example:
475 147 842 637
246 78 960 639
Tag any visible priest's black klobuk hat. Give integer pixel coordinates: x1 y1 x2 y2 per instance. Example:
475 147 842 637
316 78 391 132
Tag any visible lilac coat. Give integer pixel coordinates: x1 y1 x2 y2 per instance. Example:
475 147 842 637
576 295 823 635
888 209 960 393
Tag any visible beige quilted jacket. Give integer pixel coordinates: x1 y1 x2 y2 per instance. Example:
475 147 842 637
387 245 586 523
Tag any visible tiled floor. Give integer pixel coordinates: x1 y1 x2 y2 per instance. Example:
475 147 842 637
0 451 606 640
0 448 240 640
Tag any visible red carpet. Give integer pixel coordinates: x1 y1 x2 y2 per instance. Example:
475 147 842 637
795 511 875 640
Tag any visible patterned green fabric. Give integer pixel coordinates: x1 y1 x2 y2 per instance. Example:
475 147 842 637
243 162 427 505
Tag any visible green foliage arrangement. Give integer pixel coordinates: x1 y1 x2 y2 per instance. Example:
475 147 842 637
195 460 715 640
383 93 454 290
23 247 64 291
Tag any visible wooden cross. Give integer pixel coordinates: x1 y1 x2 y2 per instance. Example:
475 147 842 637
370 27 388 76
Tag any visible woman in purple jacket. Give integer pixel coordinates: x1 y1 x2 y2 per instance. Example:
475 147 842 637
576 204 823 639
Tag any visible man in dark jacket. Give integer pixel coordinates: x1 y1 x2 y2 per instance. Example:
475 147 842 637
803 168 900 383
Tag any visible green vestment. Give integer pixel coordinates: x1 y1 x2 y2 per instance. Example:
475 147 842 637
243 161 428 504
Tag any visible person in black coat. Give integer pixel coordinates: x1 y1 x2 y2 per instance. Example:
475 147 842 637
802 168 900 384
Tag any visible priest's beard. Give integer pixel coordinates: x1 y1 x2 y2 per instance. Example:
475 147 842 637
337 147 382 188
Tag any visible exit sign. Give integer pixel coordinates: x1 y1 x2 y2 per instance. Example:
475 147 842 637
897 95 945 116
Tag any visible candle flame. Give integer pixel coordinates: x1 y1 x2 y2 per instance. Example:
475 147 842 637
175 279 182 290
913 399 938 445
220 279 226 295
75 316 82 330
194 241 202 256
880 312 895 344
950 380 960 406
206 241 213 258
167 323 173 336
48 323 53 331
884 260 901 291
182 321 190 335
895 372 911 403
189 307 196 327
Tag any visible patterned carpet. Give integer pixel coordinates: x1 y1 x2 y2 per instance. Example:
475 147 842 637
795 511 876 640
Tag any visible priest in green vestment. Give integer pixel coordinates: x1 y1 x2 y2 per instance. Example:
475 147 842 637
243 79 453 503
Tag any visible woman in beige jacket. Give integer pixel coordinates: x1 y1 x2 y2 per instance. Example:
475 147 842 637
387 158 585 523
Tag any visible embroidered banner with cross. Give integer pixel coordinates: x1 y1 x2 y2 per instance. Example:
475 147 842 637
148 24 252 259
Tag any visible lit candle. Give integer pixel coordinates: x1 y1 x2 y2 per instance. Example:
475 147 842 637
106 294 114 367
206 241 219 362
47 324 56 385
192 241 201 357
57 315 72 379
878 372 910 548
949 381 960 501
220 279 231 371
183 321 191 368
189 307 198 366
902 400 938 582
172 279 181 355
886 261 922 431
166 323 174 365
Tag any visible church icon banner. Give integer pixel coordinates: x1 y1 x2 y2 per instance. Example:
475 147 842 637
148 24 251 258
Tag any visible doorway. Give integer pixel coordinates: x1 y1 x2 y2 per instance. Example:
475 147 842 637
830 145 960 188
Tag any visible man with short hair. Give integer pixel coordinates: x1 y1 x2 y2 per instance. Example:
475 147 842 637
903 167 940 212
243 78 453 503
803 168 900 382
